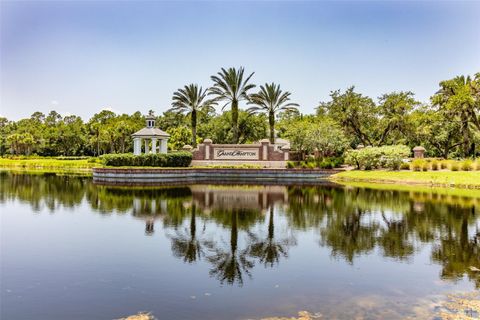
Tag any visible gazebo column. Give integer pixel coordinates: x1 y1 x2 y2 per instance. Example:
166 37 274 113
133 137 142 155
151 138 157 154
144 139 150 154
160 139 168 153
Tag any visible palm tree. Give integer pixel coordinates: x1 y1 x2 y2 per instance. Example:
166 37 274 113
248 83 299 144
209 67 255 144
170 84 216 147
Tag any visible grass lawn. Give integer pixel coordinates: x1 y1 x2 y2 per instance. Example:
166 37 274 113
332 170 480 188
0 158 98 175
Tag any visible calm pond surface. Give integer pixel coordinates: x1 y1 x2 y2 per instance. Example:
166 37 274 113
1 172 479 320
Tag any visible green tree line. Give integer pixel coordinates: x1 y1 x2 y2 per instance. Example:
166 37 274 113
1 68 479 158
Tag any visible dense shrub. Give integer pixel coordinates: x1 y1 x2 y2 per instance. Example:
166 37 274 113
345 145 410 170
411 159 424 171
461 160 473 171
100 152 192 167
320 157 342 168
422 162 429 171
431 160 439 171
287 161 295 168
440 161 448 169
451 162 459 171
318 160 332 169
400 162 410 170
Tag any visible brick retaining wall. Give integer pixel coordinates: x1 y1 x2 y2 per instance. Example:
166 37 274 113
92 167 340 185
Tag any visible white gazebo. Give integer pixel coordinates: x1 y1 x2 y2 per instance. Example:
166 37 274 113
131 115 170 155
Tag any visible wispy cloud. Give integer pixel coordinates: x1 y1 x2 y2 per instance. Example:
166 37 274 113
101 106 121 114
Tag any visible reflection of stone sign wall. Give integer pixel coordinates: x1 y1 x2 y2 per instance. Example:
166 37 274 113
213 148 259 160
213 192 259 208
190 185 288 210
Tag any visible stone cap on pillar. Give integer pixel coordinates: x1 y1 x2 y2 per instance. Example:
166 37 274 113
413 146 426 159
203 139 213 144
259 139 270 145
413 146 426 152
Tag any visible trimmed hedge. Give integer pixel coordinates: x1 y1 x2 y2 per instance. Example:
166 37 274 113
100 152 192 167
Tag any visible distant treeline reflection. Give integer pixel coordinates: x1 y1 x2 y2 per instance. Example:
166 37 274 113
2 172 479 287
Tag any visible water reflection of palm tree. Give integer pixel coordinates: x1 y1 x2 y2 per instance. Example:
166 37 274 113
169 204 210 263
247 206 296 267
206 209 254 286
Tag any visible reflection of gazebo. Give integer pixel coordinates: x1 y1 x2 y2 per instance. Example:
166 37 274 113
132 115 170 155
132 197 168 235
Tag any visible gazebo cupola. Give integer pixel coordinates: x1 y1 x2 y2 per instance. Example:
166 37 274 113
131 115 170 155
146 115 155 128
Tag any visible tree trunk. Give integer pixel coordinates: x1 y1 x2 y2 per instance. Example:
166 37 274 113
268 207 274 241
232 100 239 144
190 204 196 239
231 211 238 254
96 131 100 156
269 111 275 144
191 110 197 147
461 112 470 157
462 125 470 158
443 146 449 159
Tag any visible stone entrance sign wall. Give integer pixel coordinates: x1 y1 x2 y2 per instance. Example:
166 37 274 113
191 139 289 167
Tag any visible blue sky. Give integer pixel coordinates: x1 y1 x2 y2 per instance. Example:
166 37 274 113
1 1 479 120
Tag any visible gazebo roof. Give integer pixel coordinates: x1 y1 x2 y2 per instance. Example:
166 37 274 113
131 127 170 138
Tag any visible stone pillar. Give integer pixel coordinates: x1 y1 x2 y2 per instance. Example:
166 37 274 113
282 146 290 161
204 139 212 160
133 137 141 155
151 138 157 154
260 139 269 161
145 139 150 154
413 146 426 159
160 139 168 154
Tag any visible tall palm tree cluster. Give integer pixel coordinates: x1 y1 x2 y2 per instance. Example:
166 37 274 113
168 67 299 146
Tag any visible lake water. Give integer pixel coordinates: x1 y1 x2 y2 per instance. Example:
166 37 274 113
1 172 479 320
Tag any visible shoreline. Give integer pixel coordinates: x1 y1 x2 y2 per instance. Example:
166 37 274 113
332 170 480 189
